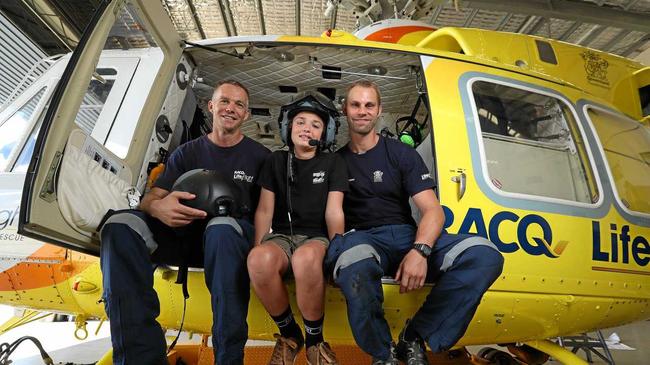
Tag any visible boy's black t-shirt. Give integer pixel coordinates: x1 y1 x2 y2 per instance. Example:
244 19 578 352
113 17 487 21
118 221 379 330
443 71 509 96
258 151 349 237
337 135 434 230
154 135 270 222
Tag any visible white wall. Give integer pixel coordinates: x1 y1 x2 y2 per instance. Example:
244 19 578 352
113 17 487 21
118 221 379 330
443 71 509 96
0 10 47 107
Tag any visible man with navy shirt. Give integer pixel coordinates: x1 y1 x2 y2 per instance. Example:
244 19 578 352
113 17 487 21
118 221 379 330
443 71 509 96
100 80 270 365
327 80 504 365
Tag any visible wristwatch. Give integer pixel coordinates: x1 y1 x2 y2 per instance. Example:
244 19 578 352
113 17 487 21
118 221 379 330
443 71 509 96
412 243 432 258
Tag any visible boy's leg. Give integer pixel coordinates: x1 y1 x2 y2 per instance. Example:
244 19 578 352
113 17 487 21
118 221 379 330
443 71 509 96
293 239 339 364
247 234 304 364
292 240 327 344
409 233 504 352
247 236 291 317
292 240 327 324
100 210 169 365
203 217 254 365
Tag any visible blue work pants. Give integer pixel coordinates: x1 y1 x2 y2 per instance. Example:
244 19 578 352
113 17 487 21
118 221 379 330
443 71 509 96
326 224 503 360
100 210 253 365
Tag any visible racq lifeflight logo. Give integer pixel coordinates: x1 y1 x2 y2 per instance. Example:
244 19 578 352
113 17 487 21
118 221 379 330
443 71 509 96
443 206 650 268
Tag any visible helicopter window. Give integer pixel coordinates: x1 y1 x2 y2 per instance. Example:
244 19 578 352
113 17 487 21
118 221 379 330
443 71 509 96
587 107 650 215
12 118 44 173
0 87 46 172
74 75 117 136
640 85 650 118
67 2 165 160
471 81 598 204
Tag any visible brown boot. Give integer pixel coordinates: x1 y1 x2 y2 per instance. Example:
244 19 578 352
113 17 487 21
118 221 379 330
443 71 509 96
306 342 339 365
269 334 304 365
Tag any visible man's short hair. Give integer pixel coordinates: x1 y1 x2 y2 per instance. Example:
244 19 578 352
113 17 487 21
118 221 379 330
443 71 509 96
345 79 382 106
213 80 250 101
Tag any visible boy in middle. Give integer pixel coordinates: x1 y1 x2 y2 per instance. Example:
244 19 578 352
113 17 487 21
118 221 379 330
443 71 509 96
248 93 347 365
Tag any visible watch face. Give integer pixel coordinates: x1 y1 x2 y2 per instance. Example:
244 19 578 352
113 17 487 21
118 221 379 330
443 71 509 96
415 244 431 257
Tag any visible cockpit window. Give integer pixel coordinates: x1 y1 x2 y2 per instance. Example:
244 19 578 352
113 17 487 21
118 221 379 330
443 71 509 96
471 81 598 204
587 107 650 215
0 87 46 172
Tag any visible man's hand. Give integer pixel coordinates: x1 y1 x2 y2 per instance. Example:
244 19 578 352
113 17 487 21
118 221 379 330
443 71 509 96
394 250 428 294
150 191 207 227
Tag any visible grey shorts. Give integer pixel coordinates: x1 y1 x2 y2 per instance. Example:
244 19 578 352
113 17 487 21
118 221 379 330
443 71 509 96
262 232 329 259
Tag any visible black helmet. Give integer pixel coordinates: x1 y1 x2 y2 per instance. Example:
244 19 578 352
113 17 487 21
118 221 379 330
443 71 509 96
278 92 340 150
172 169 243 217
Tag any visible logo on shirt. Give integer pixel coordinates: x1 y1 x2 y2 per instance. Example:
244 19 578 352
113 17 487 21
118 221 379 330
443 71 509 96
421 173 431 181
233 170 254 183
373 170 383 183
313 171 325 184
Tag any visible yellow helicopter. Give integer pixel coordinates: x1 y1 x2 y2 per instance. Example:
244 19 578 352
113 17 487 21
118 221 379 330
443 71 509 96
0 0 649 363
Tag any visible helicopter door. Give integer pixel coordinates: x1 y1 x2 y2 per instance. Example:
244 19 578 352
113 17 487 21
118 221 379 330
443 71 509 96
19 0 183 255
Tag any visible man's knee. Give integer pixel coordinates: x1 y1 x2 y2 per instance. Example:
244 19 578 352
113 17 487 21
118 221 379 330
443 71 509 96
332 243 381 280
100 211 154 254
204 217 250 252
452 243 504 290
334 257 383 289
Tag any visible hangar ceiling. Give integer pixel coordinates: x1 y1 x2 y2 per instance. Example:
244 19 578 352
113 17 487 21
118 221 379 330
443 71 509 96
3 0 650 60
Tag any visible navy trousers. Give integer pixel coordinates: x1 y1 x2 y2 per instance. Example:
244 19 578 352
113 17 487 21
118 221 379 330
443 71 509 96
100 210 253 365
326 224 504 360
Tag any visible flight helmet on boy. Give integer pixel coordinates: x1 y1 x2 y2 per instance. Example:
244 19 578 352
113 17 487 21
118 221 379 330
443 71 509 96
278 91 340 150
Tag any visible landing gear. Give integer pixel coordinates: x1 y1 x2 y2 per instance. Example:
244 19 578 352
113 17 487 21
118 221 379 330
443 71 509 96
476 347 522 365
474 344 549 365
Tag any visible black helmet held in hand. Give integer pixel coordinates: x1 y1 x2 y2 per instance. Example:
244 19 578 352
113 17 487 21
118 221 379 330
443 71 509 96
172 169 243 217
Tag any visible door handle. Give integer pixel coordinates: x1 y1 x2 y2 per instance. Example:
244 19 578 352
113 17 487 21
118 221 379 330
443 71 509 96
451 172 466 200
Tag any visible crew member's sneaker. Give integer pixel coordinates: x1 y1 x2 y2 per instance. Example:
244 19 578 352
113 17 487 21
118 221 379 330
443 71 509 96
306 341 338 364
371 342 399 365
269 334 304 365
396 320 430 365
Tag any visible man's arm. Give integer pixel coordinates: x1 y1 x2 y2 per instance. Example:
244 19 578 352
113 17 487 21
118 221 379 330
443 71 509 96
254 187 275 246
140 187 207 227
325 191 345 239
394 189 445 293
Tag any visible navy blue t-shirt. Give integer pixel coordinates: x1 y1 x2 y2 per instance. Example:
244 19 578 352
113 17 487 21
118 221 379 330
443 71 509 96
338 136 434 230
154 135 270 222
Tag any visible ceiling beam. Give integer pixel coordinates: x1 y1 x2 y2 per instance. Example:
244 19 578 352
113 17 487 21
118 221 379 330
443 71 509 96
603 29 631 52
576 24 605 46
295 0 301 35
558 21 581 41
185 0 206 39
329 0 339 30
217 0 236 36
526 16 546 35
516 15 537 33
463 8 478 27
462 0 650 33
621 34 650 57
20 0 79 49
495 12 512 31
428 5 443 25
256 0 266 35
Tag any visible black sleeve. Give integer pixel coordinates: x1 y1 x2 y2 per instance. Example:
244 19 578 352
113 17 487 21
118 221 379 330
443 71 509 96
257 151 279 193
398 145 434 197
153 147 187 191
328 154 349 193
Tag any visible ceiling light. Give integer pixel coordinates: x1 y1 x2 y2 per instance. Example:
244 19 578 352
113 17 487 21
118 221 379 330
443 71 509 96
368 65 387 75
274 50 295 62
